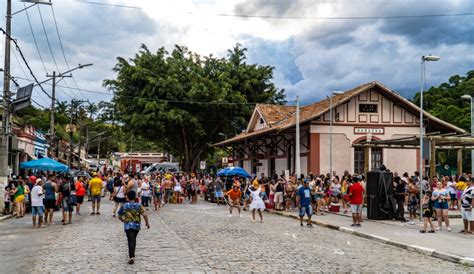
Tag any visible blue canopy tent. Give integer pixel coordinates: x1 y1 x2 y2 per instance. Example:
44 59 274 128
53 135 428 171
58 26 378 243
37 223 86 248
20 157 69 172
216 167 251 178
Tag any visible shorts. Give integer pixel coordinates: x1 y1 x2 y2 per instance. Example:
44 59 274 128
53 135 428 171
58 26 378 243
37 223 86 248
230 198 240 206
32 206 45 216
61 198 74 212
155 193 162 199
449 193 457 201
165 189 173 197
351 204 363 214
422 208 433 218
299 206 313 217
76 196 84 204
315 194 323 200
274 192 284 204
14 195 24 203
92 195 101 203
433 201 449 209
114 197 126 203
44 199 56 209
461 207 473 221
215 191 223 198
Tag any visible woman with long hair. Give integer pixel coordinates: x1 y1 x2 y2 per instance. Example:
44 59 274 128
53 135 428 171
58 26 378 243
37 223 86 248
432 181 451 231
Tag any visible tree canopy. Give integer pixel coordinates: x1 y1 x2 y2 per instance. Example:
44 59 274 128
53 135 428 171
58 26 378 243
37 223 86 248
413 70 474 131
104 44 285 171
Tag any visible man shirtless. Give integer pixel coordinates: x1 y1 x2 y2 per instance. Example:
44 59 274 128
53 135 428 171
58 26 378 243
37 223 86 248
285 181 296 211
163 174 173 204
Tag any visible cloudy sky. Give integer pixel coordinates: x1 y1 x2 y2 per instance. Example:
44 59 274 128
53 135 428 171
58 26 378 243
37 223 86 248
1 0 473 107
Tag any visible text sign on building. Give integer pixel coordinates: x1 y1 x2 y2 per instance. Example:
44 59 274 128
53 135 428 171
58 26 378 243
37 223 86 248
354 127 384 135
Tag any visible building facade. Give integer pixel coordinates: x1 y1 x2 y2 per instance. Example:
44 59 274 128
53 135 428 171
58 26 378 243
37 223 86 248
216 82 464 176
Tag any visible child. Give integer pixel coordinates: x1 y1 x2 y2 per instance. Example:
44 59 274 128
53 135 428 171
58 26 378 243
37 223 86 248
118 191 150 264
249 182 265 223
420 191 435 233
3 186 11 215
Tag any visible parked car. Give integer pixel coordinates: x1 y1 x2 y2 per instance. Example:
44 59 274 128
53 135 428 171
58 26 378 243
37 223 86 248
141 162 180 175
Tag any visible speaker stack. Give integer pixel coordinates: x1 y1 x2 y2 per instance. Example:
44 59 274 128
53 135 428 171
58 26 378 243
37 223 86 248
366 171 396 220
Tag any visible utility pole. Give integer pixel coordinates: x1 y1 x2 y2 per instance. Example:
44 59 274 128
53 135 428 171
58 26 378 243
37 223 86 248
49 71 56 157
0 0 12 188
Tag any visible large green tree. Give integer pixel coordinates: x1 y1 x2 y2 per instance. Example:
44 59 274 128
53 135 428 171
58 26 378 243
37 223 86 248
104 44 285 171
413 70 474 131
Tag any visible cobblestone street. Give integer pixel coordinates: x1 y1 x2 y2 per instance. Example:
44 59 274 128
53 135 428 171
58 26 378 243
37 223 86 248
0 198 471 272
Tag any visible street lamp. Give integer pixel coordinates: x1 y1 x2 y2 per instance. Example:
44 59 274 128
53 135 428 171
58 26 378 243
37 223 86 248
461 94 473 176
419 54 440 219
329 91 344 176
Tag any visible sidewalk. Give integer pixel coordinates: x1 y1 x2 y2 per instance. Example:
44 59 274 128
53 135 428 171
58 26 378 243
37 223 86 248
268 209 474 267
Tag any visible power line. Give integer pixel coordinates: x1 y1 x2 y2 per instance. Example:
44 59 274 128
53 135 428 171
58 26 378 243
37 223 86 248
31 98 48 109
37 5 85 100
24 3 48 74
69 1 474 20
0 27 52 100
50 4 86 99
12 75 261 105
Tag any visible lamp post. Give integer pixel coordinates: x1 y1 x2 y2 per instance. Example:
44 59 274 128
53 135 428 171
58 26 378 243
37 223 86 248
461 94 473 176
295 96 301 179
329 91 343 176
419 54 440 219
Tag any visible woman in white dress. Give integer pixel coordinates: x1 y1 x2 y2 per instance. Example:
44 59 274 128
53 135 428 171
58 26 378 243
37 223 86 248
249 182 265 223
173 176 183 204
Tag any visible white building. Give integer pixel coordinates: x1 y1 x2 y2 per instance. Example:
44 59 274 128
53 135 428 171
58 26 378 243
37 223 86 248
215 81 465 176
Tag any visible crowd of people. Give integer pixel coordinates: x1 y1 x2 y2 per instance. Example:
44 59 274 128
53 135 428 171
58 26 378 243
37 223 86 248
1 168 473 264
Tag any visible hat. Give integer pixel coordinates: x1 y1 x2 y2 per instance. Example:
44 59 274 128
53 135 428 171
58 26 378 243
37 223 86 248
36 178 43 184
165 174 172 180
252 181 259 188
92 172 98 177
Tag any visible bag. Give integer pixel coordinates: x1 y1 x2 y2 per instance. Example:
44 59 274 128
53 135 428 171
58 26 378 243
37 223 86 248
343 194 350 202
68 195 77 206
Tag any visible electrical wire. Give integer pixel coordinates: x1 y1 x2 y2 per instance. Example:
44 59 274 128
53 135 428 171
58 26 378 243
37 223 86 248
37 5 84 100
24 3 48 74
70 1 474 20
50 4 86 99
12 75 260 105
0 27 52 100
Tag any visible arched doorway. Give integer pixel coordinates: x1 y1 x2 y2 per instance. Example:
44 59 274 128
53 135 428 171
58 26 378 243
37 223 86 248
353 137 383 174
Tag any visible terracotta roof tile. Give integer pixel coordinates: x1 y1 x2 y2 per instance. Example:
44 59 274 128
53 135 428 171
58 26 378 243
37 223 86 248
213 81 464 146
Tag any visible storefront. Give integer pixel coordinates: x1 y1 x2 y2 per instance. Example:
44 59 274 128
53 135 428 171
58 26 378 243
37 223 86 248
215 81 465 176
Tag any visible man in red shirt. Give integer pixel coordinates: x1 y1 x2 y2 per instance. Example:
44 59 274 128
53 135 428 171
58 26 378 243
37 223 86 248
349 176 365 227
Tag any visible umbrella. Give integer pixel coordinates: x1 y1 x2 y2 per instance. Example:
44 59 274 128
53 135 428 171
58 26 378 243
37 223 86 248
20 157 69 172
216 167 251 178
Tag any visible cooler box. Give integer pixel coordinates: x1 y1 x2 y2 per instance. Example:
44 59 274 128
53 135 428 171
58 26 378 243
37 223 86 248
329 203 340 213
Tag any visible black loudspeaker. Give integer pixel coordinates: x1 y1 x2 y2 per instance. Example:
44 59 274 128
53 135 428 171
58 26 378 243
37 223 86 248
366 171 396 220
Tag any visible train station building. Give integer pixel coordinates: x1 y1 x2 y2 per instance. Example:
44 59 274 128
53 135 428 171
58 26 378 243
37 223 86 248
215 81 465 176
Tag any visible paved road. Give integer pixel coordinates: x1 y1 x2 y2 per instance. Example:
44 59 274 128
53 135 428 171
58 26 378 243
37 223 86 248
0 198 471 272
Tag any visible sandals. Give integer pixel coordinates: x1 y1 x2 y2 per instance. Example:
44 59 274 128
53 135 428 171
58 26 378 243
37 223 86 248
419 230 426 233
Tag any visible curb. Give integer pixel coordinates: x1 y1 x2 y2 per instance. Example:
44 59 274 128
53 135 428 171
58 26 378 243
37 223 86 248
0 214 14 222
267 209 473 267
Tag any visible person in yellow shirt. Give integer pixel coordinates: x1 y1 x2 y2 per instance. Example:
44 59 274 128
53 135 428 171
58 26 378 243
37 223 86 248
89 173 103 215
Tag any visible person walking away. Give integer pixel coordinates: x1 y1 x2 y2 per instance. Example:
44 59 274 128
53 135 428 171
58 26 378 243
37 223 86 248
89 173 103 215
394 176 407 222
460 179 474 234
31 179 45 228
118 191 150 265
248 181 265 223
43 174 57 225
420 191 435 233
107 175 115 201
141 177 151 208
112 179 126 217
296 180 313 227
456 177 469 210
215 177 224 205
432 181 451 231
349 176 364 227
225 182 242 217
173 176 183 204
75 177 86 215
59 175 76 225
